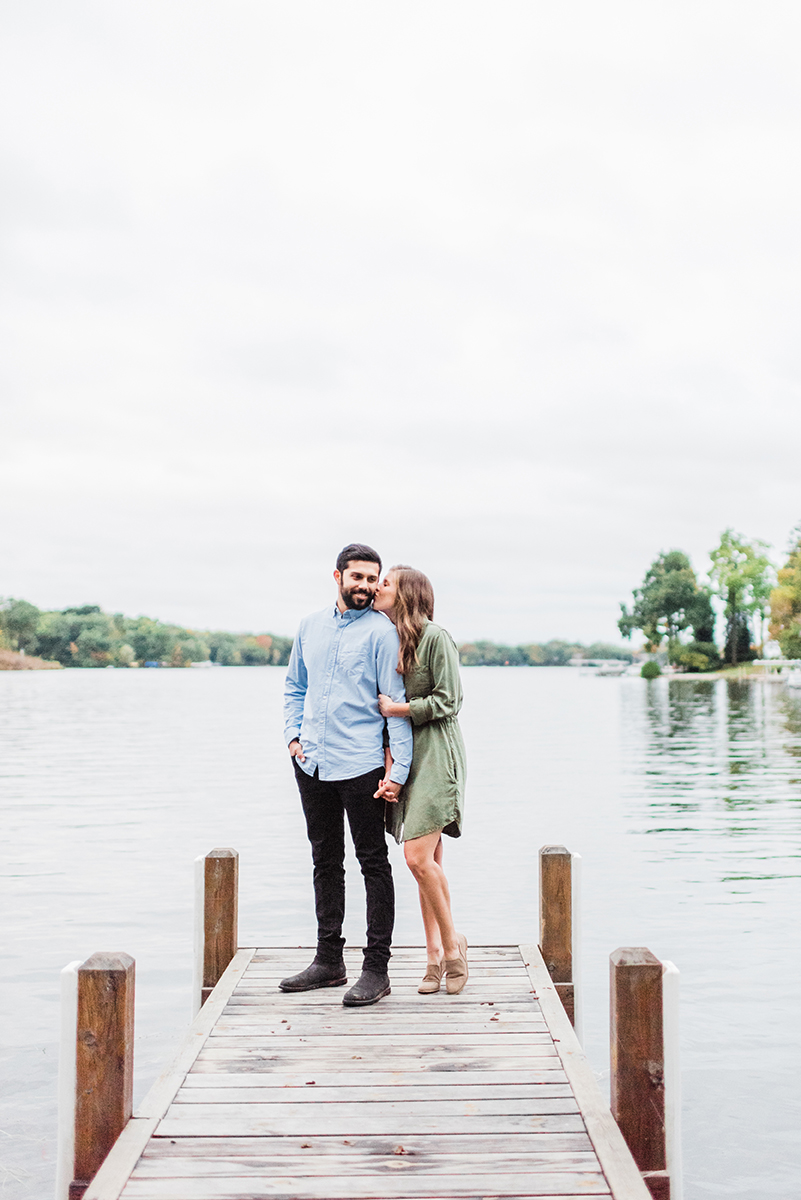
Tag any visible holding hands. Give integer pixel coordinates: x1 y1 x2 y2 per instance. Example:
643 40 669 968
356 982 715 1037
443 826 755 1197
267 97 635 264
375 776 401 803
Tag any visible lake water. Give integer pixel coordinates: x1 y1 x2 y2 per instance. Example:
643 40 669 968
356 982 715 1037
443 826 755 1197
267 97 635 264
1 666 800 1199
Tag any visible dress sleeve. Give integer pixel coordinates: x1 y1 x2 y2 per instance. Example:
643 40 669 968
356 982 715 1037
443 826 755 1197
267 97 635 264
408 629 462 726
375 624 412 785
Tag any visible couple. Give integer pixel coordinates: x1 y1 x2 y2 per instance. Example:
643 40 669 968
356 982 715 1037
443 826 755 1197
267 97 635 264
281 542 467 1007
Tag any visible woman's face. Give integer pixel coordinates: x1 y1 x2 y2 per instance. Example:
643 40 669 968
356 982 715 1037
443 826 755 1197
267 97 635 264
373 571 398 616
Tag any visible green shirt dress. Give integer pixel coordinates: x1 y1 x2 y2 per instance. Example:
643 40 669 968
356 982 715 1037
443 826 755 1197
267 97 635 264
386 620 467 844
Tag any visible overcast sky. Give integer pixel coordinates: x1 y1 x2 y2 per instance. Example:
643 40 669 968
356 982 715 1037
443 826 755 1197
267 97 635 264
2 2 800 644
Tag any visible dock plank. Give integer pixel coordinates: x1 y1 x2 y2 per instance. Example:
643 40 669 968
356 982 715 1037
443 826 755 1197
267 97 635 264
134 1151 602 1176
121 1175 611 1198
180 1069 569 1087
142 1133 596 1156
173 1084 576 1102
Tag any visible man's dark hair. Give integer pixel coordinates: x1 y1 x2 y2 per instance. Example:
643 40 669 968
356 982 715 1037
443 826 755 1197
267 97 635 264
336 543 382 575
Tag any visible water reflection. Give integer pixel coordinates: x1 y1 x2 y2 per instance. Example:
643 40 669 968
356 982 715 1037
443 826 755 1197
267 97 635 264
620 678 801 885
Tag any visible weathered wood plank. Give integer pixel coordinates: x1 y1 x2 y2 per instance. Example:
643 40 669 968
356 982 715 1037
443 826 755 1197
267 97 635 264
225 996 538 1008
247 966 524 975
156 1111 589 1137
220 1015 548 1033
218 1012 545 1024
520 945 652 1200
184 1068 568 1085
170 1095 581 1114
207 1031 553 1046
251 947 524 958
243 977 529 992
142 1133 596 1157
177 1083 574 1101
121 1174 610 1198
133 1151 602 1176
190 1051 562 1073
192 1048 562 1069
205 1031 552 1046
226 992 534 1007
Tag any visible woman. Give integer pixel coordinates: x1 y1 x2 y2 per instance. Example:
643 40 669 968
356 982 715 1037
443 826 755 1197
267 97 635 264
373 566 468 995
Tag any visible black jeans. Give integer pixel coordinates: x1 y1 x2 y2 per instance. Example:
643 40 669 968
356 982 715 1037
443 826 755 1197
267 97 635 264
293 762 394 974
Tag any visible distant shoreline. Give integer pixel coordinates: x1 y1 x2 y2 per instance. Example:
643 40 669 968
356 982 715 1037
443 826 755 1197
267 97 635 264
0 649 62 671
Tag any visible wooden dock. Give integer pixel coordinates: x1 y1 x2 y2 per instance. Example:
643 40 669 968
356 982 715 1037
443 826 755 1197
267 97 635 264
83 943 652 1200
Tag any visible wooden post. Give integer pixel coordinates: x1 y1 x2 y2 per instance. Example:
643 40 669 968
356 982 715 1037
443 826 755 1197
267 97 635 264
70 952 135 1199
538 845 580 1033
194 847 239 1012
610 947 672 1200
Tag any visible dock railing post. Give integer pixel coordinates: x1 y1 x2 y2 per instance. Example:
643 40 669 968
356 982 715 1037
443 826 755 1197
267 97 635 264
193 847 239 1014
610 947 682 1200
58 952 135 1200
538 844 581 1038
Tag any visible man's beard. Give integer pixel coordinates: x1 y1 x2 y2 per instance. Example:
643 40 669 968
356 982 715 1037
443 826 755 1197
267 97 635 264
340 585 373 610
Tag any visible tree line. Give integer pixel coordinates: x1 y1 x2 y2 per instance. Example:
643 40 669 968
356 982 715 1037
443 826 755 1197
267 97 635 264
0 597 636 671
8 524 801 673
619 525 801 670
457 640 633 666
0 601 293 668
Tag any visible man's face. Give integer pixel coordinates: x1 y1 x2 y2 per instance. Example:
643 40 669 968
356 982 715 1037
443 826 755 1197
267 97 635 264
334 560 380 611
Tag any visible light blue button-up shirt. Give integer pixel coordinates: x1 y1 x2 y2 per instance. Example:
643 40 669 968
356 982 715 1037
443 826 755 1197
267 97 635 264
284 605 412 784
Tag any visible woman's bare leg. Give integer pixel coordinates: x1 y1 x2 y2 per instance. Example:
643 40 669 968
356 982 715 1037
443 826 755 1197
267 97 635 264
418 885 443 964
404 830 459 961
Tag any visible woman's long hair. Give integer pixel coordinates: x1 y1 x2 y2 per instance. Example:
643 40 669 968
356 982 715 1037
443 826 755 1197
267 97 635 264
391 565 435 675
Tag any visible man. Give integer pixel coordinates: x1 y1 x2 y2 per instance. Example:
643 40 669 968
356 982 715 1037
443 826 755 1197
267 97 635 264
282 543 412 1006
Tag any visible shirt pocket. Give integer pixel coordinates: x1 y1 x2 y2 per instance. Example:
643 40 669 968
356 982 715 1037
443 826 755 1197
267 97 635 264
405 663 433 697
337 639 371 681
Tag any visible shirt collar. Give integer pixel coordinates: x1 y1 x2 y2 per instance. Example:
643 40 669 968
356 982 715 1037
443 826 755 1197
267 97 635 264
333 603 373 623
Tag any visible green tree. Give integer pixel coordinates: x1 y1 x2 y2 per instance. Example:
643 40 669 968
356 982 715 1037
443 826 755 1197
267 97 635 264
584 642 635 663
769 525 801 658
208 632 239 665
618 551 706 663
268 635 293 666
239 641 272 666
0 598 41 651
125 617 177 664
539 640 581 665
73 619 115 667
709 529 774 665
176 635 210 665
